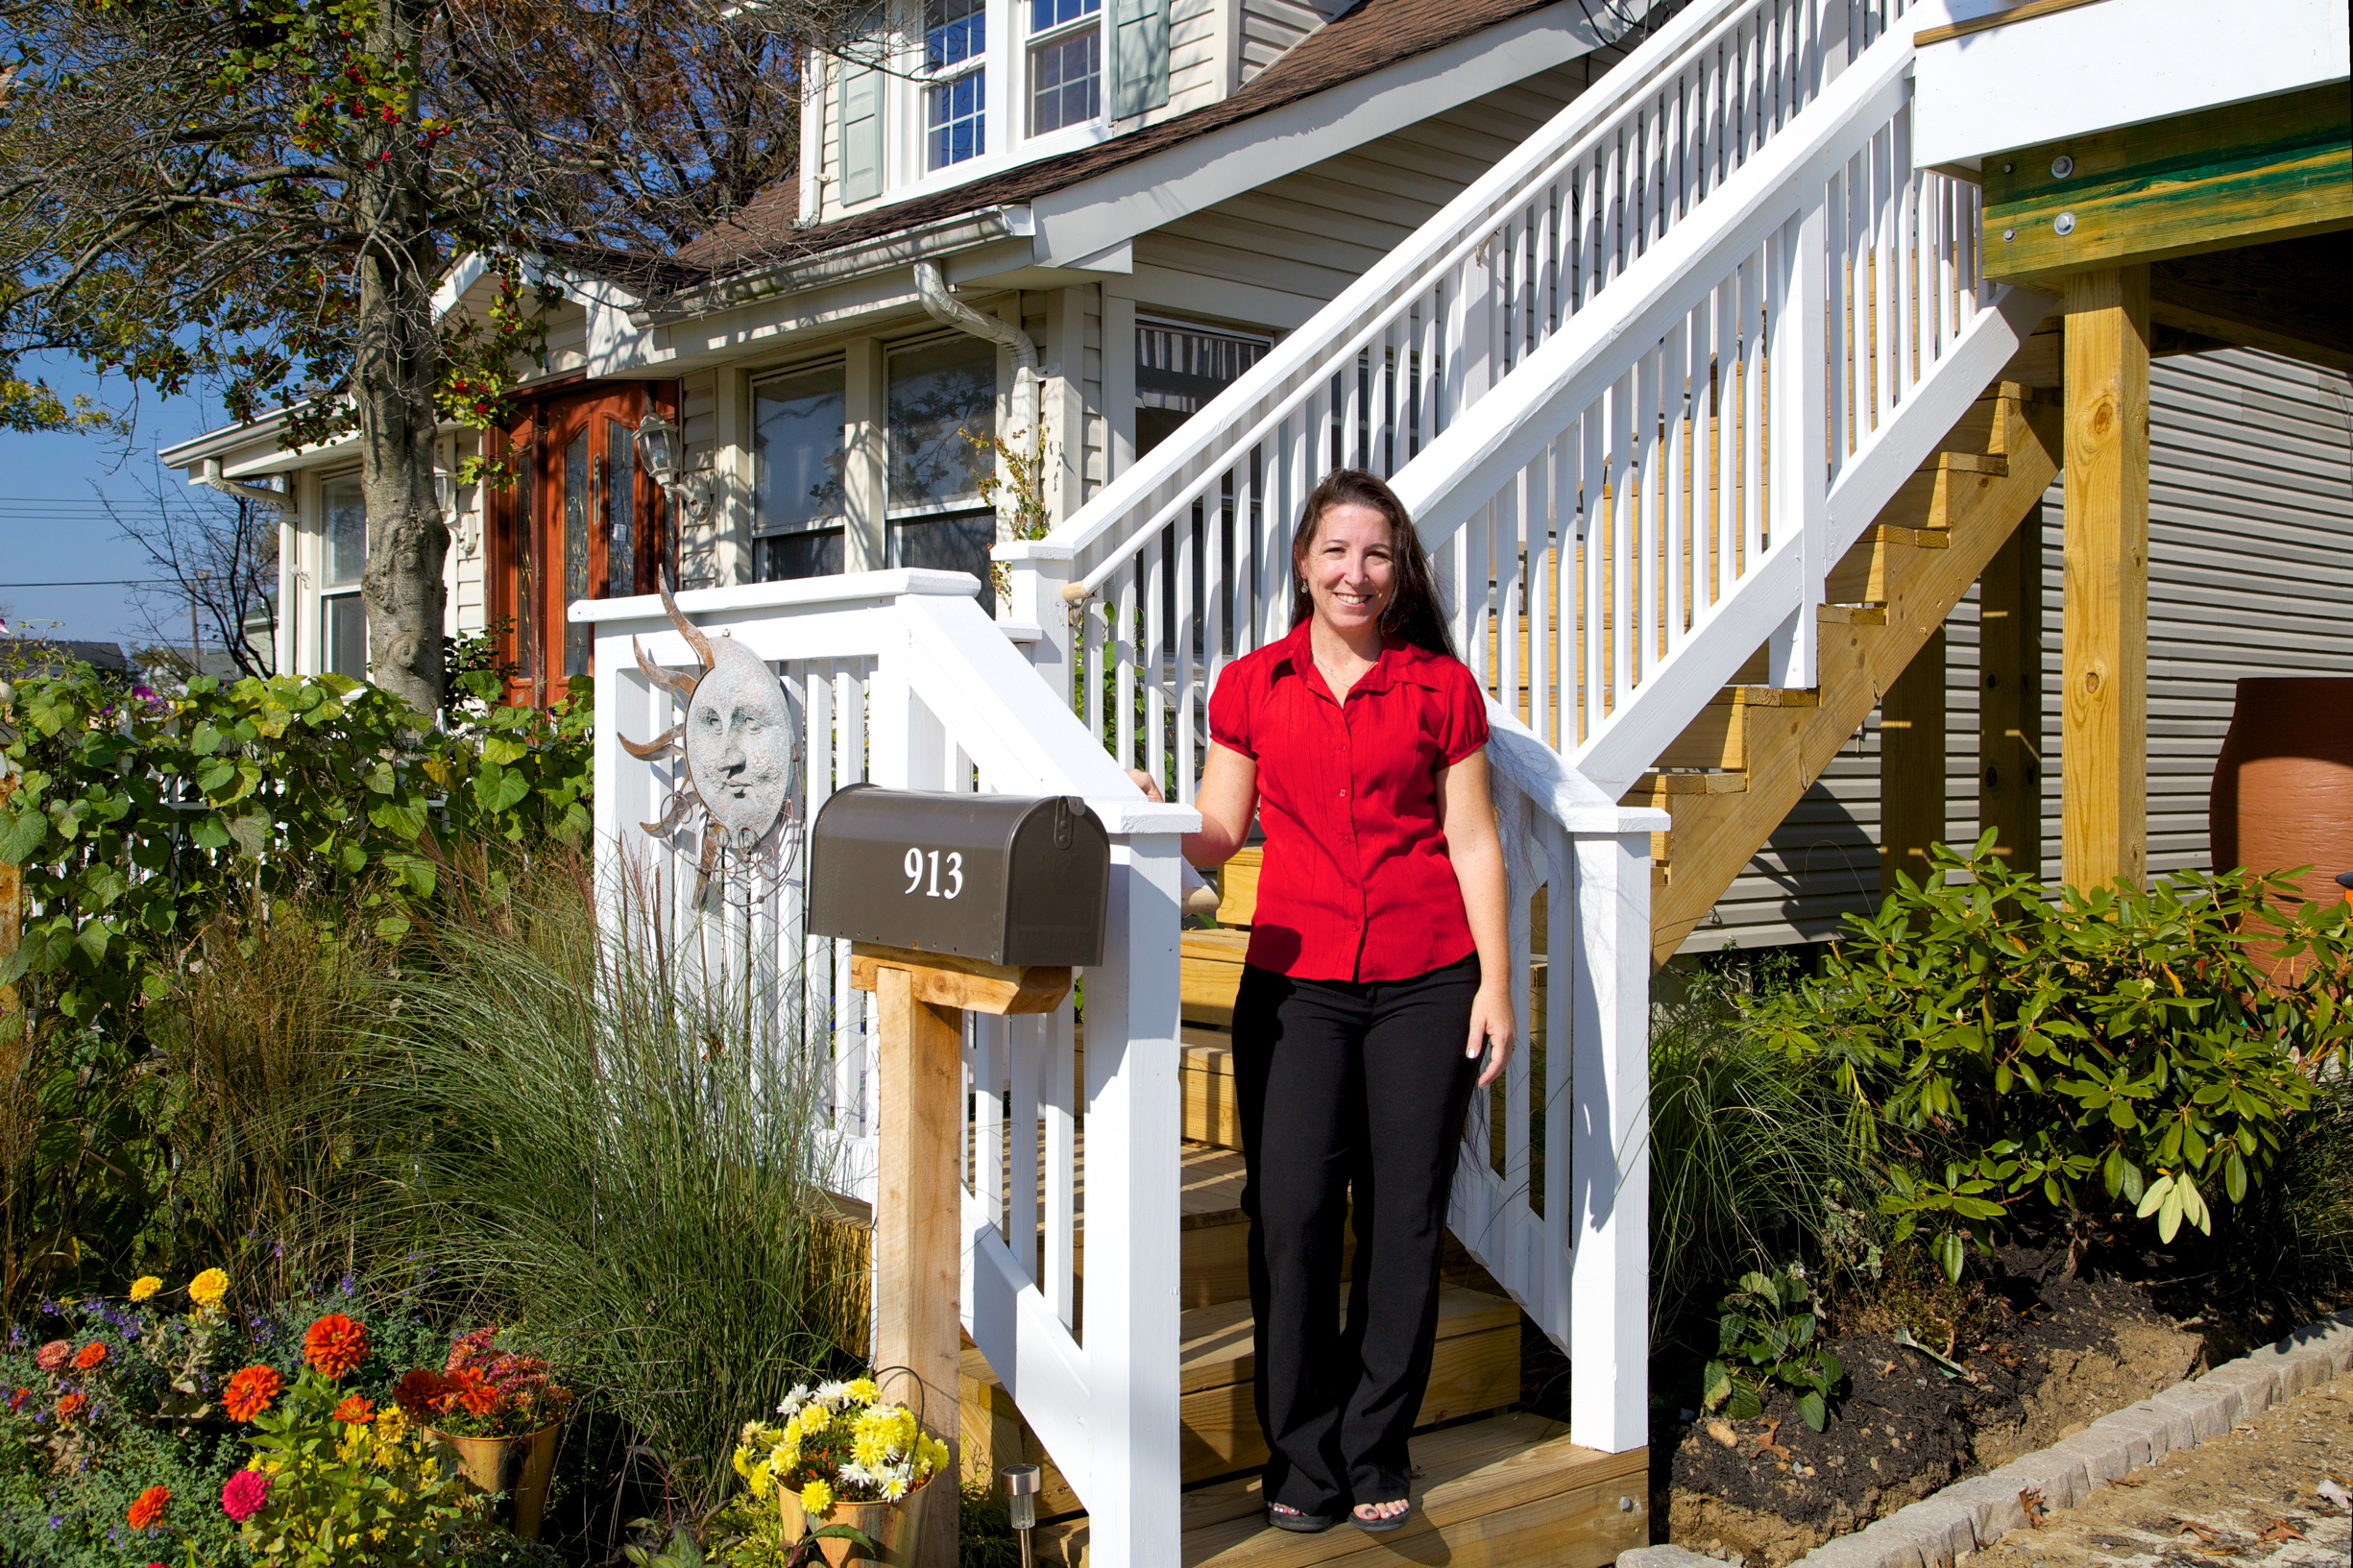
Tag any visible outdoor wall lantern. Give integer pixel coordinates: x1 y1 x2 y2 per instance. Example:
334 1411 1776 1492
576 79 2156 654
633 407 713 524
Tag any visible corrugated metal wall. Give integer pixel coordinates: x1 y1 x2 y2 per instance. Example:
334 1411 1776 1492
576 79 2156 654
1678 348 2353 955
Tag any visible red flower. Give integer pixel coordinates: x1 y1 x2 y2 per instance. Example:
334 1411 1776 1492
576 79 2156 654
127 1485 170 1530
54 1392 87 1421
222 1364 283 1422
393 1368 450 1418
303 1313 370 1380
5 1388 29 1412
34 1340 69 1374
447 1364 501 1417
331 1393 375 1424
220 1468 273 1523
73 1341 107 1372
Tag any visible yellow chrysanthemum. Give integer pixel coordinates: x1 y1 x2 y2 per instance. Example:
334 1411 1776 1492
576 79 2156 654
129 1276 162 1303
852 1430 892 1468
845 1377 880 1404
916 1435 949 1478
733 1446 753 1482
747 1458 774 1499
799 1479 833 1516
187 1268 230 1310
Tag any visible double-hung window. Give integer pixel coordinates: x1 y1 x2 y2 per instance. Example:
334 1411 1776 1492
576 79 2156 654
320 473 368 678
924 0 986 170
1029 0 1101 134
752 362 850 582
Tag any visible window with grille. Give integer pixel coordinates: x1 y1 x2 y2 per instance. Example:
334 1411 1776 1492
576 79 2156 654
320 472 367 677
1030 0 1101 134
925 0 986 169
752 362 849 583
1135 319 1271 454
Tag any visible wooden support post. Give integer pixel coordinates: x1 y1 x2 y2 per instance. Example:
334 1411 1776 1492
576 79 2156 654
873 964 965 1568
1978 504 2046 878
2061 267 2150 892
1880 627 1948 895
859 946 1071 1568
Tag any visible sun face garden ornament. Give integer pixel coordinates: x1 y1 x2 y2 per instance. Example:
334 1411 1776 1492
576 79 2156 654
620 585 805 907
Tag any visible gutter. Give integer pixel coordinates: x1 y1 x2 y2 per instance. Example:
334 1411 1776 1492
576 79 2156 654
629 205 1035 328
192 458 294 510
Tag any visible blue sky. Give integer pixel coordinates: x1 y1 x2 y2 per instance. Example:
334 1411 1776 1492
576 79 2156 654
0 355 230 650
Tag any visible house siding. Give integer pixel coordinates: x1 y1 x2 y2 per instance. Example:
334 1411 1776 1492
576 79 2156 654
1680 349 2353 954
1163 0 1228 119
1238 0 1334 84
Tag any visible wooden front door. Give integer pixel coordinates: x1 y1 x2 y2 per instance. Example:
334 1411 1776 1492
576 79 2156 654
491 381 672 705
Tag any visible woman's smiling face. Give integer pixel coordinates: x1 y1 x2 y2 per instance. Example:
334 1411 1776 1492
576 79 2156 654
1302 501 1395 639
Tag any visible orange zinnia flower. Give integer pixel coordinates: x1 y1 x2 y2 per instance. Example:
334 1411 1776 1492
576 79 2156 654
55 1392 87 1421
223 1364 284 1422
73 1341 107 1372
303 1313 371 1380
127 1485 170 1530
393 1368 449 1418
331 1394 376 1424
448 1364 501 1417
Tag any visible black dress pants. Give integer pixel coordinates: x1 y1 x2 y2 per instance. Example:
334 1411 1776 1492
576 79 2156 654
1231 953 1482 1514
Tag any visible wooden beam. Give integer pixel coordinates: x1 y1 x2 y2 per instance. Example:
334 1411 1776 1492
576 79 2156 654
2148 232 2353 372
1977 505 2046 879
1983 84 2353 283
2061 268 2150 893
850 942 1072 1015
1880 627 1948 895
873 964 964 1568
1913 0 2116 47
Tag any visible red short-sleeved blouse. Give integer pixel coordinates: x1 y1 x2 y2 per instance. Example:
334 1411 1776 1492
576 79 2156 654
1207 619 1491 982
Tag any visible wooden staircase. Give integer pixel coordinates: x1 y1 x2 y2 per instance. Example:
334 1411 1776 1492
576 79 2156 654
1633 378 2065 962
956 857 1649 1567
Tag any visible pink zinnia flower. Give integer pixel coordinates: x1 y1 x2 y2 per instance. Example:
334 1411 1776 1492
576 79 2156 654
221 1468 273 1523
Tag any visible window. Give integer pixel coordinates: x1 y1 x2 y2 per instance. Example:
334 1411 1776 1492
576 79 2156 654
321 473 367 678
1030 0 1101 134
752 363 849 583
1135 318 1270 454
925 0 985 169
888 335 997 612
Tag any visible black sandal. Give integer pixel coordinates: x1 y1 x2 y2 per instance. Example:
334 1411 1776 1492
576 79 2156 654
1266 1503 1337 1533
1350 1500 1411 1533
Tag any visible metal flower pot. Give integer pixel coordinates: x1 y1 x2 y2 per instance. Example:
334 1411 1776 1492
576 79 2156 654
428 1419 563 1541
779 1468 936 1567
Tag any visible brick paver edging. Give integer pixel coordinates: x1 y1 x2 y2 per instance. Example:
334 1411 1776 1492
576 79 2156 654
1621 1306 2353 1568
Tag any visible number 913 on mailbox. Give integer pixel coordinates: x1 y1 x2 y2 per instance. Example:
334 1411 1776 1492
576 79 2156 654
808 785 1111 967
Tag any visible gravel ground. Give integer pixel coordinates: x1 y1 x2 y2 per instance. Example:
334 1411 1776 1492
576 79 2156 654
1965 1374 2351 1568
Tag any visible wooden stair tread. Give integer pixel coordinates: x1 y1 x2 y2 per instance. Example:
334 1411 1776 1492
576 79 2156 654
1175 1413 1647 1567
1180 1142 1248 1224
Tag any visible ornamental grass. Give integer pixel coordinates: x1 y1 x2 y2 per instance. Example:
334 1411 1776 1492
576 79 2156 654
345 852 864 1512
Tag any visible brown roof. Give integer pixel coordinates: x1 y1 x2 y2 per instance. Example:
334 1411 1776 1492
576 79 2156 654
667 0 1567 285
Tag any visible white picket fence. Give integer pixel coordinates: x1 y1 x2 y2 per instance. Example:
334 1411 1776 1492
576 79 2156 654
584 573 1196 1568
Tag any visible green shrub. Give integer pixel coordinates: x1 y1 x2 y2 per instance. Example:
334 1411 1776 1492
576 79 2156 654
1742 834 2353 1279
1701 1266 1846 1431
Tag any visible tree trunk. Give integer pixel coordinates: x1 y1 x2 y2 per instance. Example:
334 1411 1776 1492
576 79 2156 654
353 0 448 713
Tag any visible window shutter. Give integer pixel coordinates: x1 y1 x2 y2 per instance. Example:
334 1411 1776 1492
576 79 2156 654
1108 0 1171 119
837 61 884 205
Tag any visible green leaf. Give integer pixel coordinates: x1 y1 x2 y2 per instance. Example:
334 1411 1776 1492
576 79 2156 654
1795 1390 1829 1432
473 762 529 814
1936 1230 1964 1283
1701 1361 1732 1411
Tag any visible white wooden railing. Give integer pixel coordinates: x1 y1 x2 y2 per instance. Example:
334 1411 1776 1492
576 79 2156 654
584 572 1196 1568
999 0 2058 1445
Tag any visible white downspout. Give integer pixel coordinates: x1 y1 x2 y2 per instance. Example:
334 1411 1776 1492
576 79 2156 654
913 261 1041 546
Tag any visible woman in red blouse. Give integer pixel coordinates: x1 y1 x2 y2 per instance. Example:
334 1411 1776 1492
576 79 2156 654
1138 469 1514 1534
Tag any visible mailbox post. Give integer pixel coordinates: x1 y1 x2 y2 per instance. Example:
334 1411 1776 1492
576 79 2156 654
811 788 1111 1568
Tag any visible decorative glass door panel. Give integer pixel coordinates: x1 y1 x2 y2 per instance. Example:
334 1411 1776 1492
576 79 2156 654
493 382 667 705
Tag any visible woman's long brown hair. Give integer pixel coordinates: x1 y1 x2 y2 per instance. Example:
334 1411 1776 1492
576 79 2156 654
1287 469 1458 659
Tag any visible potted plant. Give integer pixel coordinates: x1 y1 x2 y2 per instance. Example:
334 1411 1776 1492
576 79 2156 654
394 1327 571 1540
733 1377 952 1568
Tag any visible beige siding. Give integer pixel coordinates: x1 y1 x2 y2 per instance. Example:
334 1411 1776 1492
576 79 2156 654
678 370 727 590
1682 350 2353 953
449 431 488 636
1239 0 1333 84
540 303 590 375
1130 61 1597 331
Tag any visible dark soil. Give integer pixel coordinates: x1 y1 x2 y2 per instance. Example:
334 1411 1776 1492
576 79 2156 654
1650 1235 2302 1567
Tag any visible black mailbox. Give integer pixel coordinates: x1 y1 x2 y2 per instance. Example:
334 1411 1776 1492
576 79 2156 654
808 785 1110 967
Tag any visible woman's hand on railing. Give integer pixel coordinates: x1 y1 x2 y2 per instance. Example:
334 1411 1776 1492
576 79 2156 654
1125 768 1163 802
